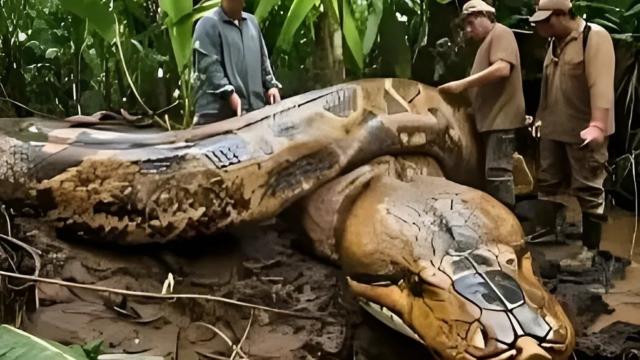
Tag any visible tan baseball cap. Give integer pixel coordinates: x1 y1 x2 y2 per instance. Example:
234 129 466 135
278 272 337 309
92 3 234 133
461 0 496 16
529 0 572 22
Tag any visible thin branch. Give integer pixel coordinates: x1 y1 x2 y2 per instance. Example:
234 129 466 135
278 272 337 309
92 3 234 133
0 97 57 119
0 234 42 255
195 322 248 359
624 63 638 150
0 233 41 307
156 100 181 115
75 18 90 115
1 204 12 238
0 270 322 319
231 310 253 360
631 154 638 260
0 81 8 98
0 242 18 274
113 15 167 129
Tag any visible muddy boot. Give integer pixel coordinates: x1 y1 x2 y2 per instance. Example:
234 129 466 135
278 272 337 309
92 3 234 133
582 212 606 250
486 176 515 209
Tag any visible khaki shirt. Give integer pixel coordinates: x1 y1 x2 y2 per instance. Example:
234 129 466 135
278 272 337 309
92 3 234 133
469 23 526 133
537 19 615 144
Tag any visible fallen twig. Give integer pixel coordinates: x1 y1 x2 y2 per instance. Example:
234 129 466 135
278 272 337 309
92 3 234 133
195 322 248 360
0 233 41 309
0 97 58 119
113 15 167 130
0 234 42 255
0 242 18 273
231 310 253 360
1 204 12 238
0 270 322 319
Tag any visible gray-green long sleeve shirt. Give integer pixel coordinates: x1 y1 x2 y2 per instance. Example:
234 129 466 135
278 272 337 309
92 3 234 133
193 7 281 123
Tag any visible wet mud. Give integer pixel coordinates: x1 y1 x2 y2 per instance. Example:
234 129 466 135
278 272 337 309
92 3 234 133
5 217 432 359
3 208 640 359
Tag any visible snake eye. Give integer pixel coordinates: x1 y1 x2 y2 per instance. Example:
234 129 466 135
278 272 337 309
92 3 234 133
408 274 423 296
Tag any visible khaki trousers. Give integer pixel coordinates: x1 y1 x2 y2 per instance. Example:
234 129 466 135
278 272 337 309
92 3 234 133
537 138 608 214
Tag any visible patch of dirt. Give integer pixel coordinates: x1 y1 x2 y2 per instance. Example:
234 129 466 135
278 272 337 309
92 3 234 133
7 218 431 359
7 210 640 359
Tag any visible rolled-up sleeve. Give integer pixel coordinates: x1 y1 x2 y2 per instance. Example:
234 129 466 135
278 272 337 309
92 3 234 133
193 16 234 98
259 32 282 90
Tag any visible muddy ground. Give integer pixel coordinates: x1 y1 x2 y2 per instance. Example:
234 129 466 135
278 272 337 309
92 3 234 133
5 218 432 359
2 207 640 359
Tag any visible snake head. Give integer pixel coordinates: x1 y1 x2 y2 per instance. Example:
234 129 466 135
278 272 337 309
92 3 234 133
341 176 574 360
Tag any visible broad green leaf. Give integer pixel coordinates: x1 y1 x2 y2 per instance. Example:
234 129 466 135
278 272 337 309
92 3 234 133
59 0 115 41
170 0 221 27
159 0 192 21
611 33 640 41
276 0 318 50
0 325 90 360
435 0 453 3
255 0 281 23
625 3 640 16
81 340 103 359
592 18 622 31
159 0 194 73
412 16 429 61
603 13 622 27
363 0 384 55
573 1 624 13
342 0 364 71
45 48 59 58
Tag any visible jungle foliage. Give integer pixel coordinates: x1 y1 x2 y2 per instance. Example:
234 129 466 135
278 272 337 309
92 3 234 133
0 0 638 141
0 0 464 127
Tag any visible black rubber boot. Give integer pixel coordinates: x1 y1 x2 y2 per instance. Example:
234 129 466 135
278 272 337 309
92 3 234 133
582 212 606 250
486 176 516 209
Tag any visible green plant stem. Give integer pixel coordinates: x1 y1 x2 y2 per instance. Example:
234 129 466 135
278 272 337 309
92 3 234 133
113 14 167 129
76 19 90 115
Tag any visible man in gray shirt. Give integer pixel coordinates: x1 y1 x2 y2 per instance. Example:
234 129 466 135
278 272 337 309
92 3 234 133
193 0 282 124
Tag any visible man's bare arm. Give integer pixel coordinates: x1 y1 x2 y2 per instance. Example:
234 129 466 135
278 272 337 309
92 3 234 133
438 60 511 94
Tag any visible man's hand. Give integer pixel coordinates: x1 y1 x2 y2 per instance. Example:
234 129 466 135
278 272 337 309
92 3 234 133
526 115 541 139
580 124 605 147
438 80 467 94
229 93 242 117
266 87 281 105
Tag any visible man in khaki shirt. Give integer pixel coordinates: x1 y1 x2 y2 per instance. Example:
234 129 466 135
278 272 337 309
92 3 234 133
530 0 615 249
439 0 525 208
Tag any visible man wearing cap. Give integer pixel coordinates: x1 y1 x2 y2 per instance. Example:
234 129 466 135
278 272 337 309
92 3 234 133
530 0 615 249
439 0 525 208
193 0 282 124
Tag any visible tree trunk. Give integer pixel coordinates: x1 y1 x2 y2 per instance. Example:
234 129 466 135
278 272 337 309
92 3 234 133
313 12 345 88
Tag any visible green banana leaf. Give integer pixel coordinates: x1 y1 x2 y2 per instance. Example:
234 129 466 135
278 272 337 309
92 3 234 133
254 0 281 23
0 325 90 360
59 0 115 41
342 0 364 71
363 0 384 56
159 0 193 73
276 0 318 50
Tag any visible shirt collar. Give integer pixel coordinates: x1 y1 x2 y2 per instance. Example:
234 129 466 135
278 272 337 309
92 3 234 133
218 6 247 23
553 18 586 54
